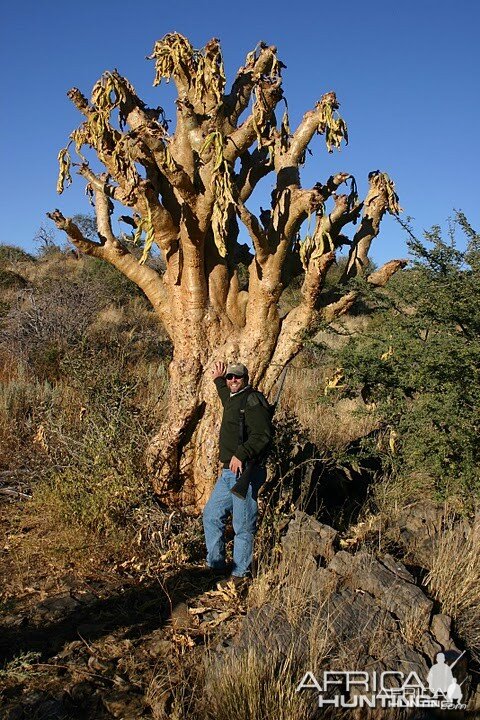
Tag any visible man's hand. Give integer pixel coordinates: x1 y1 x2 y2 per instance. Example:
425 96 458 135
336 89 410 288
212 361 226 380
229 455 243 475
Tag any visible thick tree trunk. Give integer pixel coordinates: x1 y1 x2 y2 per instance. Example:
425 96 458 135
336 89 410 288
146 314 281 510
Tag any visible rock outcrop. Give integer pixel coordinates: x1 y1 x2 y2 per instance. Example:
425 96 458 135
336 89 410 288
229 511 469 714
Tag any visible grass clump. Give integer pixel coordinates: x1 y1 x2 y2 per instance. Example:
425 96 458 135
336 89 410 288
30 369 153 537
0 241 170 546
0 244 35 264
202 648 314 720
426 515 480 662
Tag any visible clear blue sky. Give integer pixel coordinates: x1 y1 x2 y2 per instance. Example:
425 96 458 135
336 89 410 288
1 0 479 266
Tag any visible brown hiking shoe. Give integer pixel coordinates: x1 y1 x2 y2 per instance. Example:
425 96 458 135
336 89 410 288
216 575 249 590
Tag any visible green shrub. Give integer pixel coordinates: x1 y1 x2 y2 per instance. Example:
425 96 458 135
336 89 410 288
78 255 145 304
324 213 480 506
0 268 29 289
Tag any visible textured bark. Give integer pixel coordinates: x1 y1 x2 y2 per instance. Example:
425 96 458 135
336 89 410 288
50 34 406 508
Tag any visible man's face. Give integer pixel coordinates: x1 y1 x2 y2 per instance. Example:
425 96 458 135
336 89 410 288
226 372 247 393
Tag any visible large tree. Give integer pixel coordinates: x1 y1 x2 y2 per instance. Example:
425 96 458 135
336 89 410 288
49 33 405 508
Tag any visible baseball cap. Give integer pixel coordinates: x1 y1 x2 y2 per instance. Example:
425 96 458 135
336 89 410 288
226 362 248 377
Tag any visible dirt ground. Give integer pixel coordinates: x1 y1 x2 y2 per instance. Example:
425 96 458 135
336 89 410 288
0 501 247 719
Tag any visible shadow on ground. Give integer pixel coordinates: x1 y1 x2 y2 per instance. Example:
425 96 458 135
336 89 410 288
0 565 220 665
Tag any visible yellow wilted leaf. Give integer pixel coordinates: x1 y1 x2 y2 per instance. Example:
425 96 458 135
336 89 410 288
339 537 358 549
172 633 195 649
324 369 344 395
200 131 235 258
389 428 398 454
204 609 235 628
33 424 48 453
188 606 208 616
316 93 348 153
56 147 72 194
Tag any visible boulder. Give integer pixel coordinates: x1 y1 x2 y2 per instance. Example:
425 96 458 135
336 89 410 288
328 550 433 625
385 500 444 568
281 509 338 562
226 510 468 708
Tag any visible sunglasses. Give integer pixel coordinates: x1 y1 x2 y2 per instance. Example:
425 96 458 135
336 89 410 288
226 373 244 380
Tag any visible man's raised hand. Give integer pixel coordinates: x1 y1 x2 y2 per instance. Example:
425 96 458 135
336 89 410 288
212 361 226 380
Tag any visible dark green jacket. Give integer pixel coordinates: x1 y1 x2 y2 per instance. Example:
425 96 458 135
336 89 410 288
214 377 273 464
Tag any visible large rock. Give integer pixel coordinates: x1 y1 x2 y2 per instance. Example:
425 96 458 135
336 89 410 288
328 550 433 625
281 509 338 562
227 511 469 709
384 500 444 568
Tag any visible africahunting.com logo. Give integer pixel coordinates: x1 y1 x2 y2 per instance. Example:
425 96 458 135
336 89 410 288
296 652 466 710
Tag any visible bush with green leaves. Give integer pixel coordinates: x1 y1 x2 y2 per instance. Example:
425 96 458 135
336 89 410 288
77 255 146 304
326 213 480 505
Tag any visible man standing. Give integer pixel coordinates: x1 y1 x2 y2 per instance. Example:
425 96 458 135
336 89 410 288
203 361 272 584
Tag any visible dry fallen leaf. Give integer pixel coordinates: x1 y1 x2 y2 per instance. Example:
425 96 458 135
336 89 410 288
188 606 208 615
172 633 195 648
200 609 235 630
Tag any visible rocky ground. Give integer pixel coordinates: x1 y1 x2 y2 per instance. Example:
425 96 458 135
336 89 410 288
1 504 479 719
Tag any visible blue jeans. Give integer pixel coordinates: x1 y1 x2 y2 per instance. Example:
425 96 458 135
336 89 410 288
203 466 266 577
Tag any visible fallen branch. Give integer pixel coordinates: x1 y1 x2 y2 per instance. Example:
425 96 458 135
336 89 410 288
0 487 32 499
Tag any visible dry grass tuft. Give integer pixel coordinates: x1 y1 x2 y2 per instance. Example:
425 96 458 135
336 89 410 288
372 471 437 516
202 646 314 720
426 514 480 660
280 363 376 451
199 542 334 719
400 603 429 647
146 650 204 720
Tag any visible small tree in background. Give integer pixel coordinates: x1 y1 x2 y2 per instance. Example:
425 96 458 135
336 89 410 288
330 213 480 505
48 34 405 507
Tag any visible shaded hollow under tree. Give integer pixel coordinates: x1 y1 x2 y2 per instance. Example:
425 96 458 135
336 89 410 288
48 34 406 509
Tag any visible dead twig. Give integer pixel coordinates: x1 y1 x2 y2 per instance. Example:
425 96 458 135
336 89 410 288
0 487 32 499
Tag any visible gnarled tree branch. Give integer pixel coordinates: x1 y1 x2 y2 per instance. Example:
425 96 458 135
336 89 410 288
236 199 270 265
47 209 171 332
286 91 345 167
342 171 401 281
224 78 283 163
223 43 279 130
